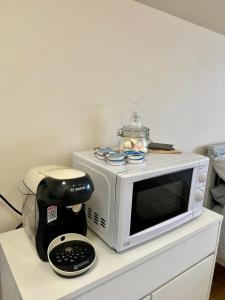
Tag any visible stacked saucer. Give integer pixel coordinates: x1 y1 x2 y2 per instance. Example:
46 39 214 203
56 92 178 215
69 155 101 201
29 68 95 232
94 147 115 160
94 147 145 165
125 150 145 164
105 153 126 166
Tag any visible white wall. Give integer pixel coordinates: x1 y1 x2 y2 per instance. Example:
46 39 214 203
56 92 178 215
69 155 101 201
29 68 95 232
1 0 225 232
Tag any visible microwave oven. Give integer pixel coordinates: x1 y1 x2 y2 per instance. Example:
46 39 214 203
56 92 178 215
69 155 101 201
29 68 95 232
73 151 209 251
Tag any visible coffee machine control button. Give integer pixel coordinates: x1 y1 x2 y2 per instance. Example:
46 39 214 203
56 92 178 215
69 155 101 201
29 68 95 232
72 204 82 213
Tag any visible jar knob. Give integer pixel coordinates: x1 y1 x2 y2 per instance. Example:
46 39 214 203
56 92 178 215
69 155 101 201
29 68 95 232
117 129 123 137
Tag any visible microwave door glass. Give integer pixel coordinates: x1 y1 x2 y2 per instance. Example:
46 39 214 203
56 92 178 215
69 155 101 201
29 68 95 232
130 168 193 236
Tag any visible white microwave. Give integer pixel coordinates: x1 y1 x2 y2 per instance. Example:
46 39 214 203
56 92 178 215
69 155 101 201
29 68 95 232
73 151 209 252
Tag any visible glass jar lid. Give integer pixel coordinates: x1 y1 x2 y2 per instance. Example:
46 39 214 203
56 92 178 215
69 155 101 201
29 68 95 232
118 126 150 139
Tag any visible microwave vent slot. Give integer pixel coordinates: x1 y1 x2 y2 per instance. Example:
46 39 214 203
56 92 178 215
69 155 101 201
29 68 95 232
93 212 99 225
100 218 106 228
87 207 92 220
85 206 107 230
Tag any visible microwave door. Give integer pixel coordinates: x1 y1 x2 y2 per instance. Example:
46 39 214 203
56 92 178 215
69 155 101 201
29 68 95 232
130 168 193 236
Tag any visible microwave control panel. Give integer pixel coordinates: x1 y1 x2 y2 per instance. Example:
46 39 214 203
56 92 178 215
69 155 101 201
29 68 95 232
194 164 209 210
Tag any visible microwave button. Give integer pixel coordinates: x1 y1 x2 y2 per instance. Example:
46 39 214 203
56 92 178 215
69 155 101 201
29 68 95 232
198 173 207 183
196 190 204 202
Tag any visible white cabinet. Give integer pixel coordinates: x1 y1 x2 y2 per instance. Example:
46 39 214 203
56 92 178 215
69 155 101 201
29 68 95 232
151 255 214 300
0 209 222 300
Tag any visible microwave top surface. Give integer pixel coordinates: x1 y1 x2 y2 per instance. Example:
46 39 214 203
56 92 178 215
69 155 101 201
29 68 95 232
73 150 209 176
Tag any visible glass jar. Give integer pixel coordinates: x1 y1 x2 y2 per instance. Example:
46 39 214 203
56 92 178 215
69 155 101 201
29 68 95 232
118 103 150 153
117 126 150 153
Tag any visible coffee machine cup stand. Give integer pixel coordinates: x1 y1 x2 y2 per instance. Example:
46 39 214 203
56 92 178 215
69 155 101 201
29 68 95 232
21 165 96 277
47 233 96 277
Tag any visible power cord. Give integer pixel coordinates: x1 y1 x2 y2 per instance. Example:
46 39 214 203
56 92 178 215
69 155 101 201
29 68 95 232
0 194 23 229
16 223 23 229
0 194 22 216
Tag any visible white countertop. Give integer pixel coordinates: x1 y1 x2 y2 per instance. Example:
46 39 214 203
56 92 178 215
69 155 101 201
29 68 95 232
0 208 222 300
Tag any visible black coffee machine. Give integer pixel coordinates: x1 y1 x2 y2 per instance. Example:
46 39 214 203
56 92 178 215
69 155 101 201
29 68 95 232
22 165 94 261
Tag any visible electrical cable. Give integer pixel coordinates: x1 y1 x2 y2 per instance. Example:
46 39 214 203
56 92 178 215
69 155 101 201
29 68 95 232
16 223 23 229
0 194 22 216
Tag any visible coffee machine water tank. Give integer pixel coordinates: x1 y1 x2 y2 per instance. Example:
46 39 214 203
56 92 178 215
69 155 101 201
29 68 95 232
22 165 94 261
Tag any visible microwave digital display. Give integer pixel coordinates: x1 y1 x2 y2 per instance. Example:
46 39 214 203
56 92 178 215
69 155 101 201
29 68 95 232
130 168 193 235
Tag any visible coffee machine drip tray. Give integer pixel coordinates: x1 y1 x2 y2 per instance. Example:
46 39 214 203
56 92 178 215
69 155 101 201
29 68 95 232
47 233 96 278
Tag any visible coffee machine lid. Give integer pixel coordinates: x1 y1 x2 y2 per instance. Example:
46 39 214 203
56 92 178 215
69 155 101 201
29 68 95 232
40 168 85 180
23 165 86 194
